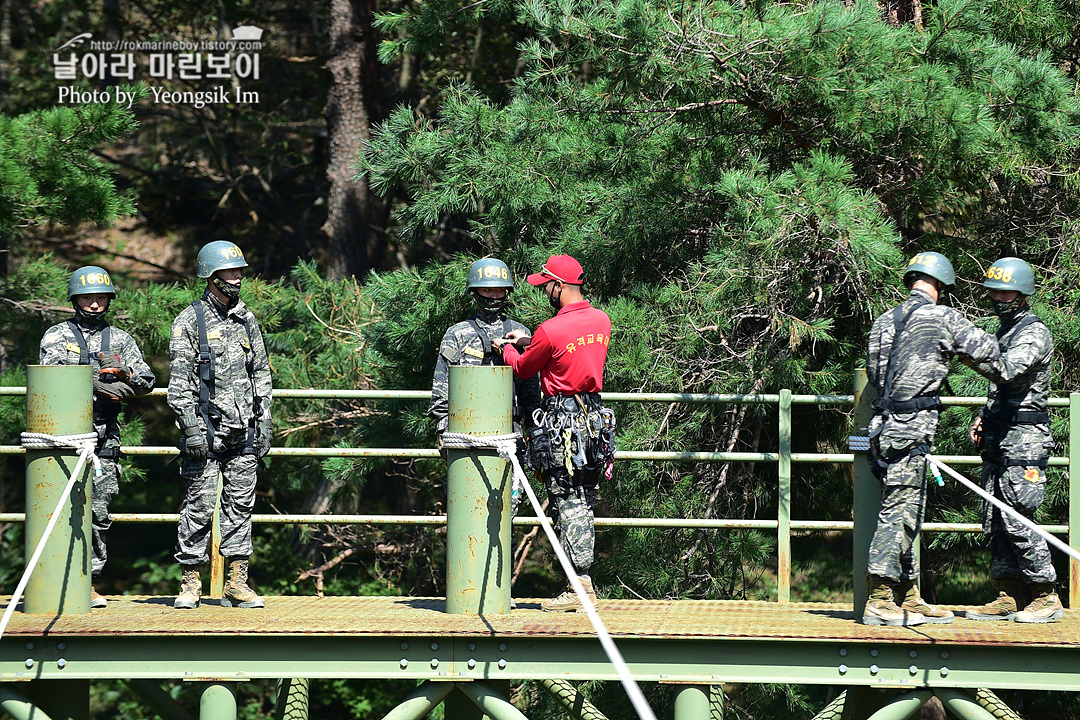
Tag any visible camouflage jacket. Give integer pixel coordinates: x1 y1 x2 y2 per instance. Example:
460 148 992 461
971 307 1053 456
867 288 999 451
168 291 272 435
40 318 156 447
429 310 541 433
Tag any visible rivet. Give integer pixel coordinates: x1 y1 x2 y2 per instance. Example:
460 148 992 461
400 659 408 669
57 659 67 669
909 650 918 659
430 642 439 651
430 658 439 669
909 665 918 675
499 642 507 651
839 648 848 657
940 651 950 659
468 659 477 669
468 642 477 651
869 664 879 675
57 643 66 651
24 659 34 669
498 659 507 670
25 643 33 651
940 667 950 677
870 649 878 657
400 642 409 651
838 664 848 674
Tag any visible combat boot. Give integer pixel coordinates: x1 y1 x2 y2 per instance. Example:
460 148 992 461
173 565 202 609
542 576 598 613
896 579 954 624
967 578 1025 621
90 586 107 609
1015 582 1064 623
862 575 925 626
221 558 266 609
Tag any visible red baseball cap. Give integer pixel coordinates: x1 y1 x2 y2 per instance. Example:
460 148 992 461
526 255 584 286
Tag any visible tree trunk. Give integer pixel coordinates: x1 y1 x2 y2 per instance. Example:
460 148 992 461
321 0 389 279
0 0 11 114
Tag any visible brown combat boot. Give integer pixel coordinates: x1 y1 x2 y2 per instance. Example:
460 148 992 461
862 575 925 626
90 586 107 609
896 579 954 624
222 558 266 609
967 578 1025 621
173 565 202 609
1015 582 1064 623
542 576 597 613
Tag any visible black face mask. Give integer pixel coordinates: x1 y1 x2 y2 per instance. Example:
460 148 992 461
73 302 108 325
546 282 563 313
212 275 242 302
991 296 1025 317
474 291 510 314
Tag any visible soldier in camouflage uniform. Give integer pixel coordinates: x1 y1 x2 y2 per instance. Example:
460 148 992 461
429 257 540 436
965 257 1062 623
863 252 999 626
40 266 156 608
168 241 272 610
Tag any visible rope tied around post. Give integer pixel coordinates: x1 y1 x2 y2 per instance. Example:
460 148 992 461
438 430 659 720
0 432 101 641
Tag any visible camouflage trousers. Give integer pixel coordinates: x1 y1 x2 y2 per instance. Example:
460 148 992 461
175 431 258 565
544 466 599 575
981 459 1055 584
90 458 119 577
867 452 928 582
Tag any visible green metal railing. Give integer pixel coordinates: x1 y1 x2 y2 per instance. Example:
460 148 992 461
1 384 1076 605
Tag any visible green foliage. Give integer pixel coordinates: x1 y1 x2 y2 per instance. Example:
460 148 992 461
0 95 140 236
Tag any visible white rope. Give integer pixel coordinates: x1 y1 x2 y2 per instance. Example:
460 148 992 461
0 432 100 641
925 454 1080 563
440 431 659 720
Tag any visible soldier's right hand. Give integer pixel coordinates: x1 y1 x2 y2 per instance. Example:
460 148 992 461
182 426 209 462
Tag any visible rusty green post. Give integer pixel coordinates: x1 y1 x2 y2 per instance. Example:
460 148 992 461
445 365 513 615
852 368 879 618
200 683 237 720
24 364 92 615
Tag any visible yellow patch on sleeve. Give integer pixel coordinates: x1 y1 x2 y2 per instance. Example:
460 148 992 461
1024 468 1040 483
66 343 81 354
462 346 484 359
206 330 223 340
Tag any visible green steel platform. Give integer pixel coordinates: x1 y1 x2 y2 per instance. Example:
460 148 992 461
1 596 1077 692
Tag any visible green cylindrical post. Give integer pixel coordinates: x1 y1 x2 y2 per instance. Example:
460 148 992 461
445 365 513 615
934 689 1000 720
852 368 879 617
24 364 93 614
777 388 792 603
1070 393 1079 609
674 685 711 720
457 682 528 720
199 683 237 720
864 691 933 720
383 681 455 720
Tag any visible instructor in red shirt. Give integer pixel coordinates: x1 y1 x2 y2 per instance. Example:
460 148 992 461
495 255 615 612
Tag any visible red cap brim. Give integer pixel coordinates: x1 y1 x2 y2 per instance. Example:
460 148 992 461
526 272 553 286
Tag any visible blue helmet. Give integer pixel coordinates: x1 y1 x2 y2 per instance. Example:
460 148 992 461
67 266 116 300
196 241 249 279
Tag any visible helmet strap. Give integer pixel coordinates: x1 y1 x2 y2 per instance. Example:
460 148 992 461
72 300 109 325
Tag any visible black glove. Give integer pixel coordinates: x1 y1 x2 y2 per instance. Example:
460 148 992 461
255 419 272 459
181 424 208 462
93 377 135 402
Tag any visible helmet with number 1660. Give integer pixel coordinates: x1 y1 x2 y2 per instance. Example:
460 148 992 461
196 241 249 279
903 251 955 288
982 257 1036 296
67 266 116 300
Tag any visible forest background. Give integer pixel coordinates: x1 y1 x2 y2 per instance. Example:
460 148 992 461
1 0 1079 718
